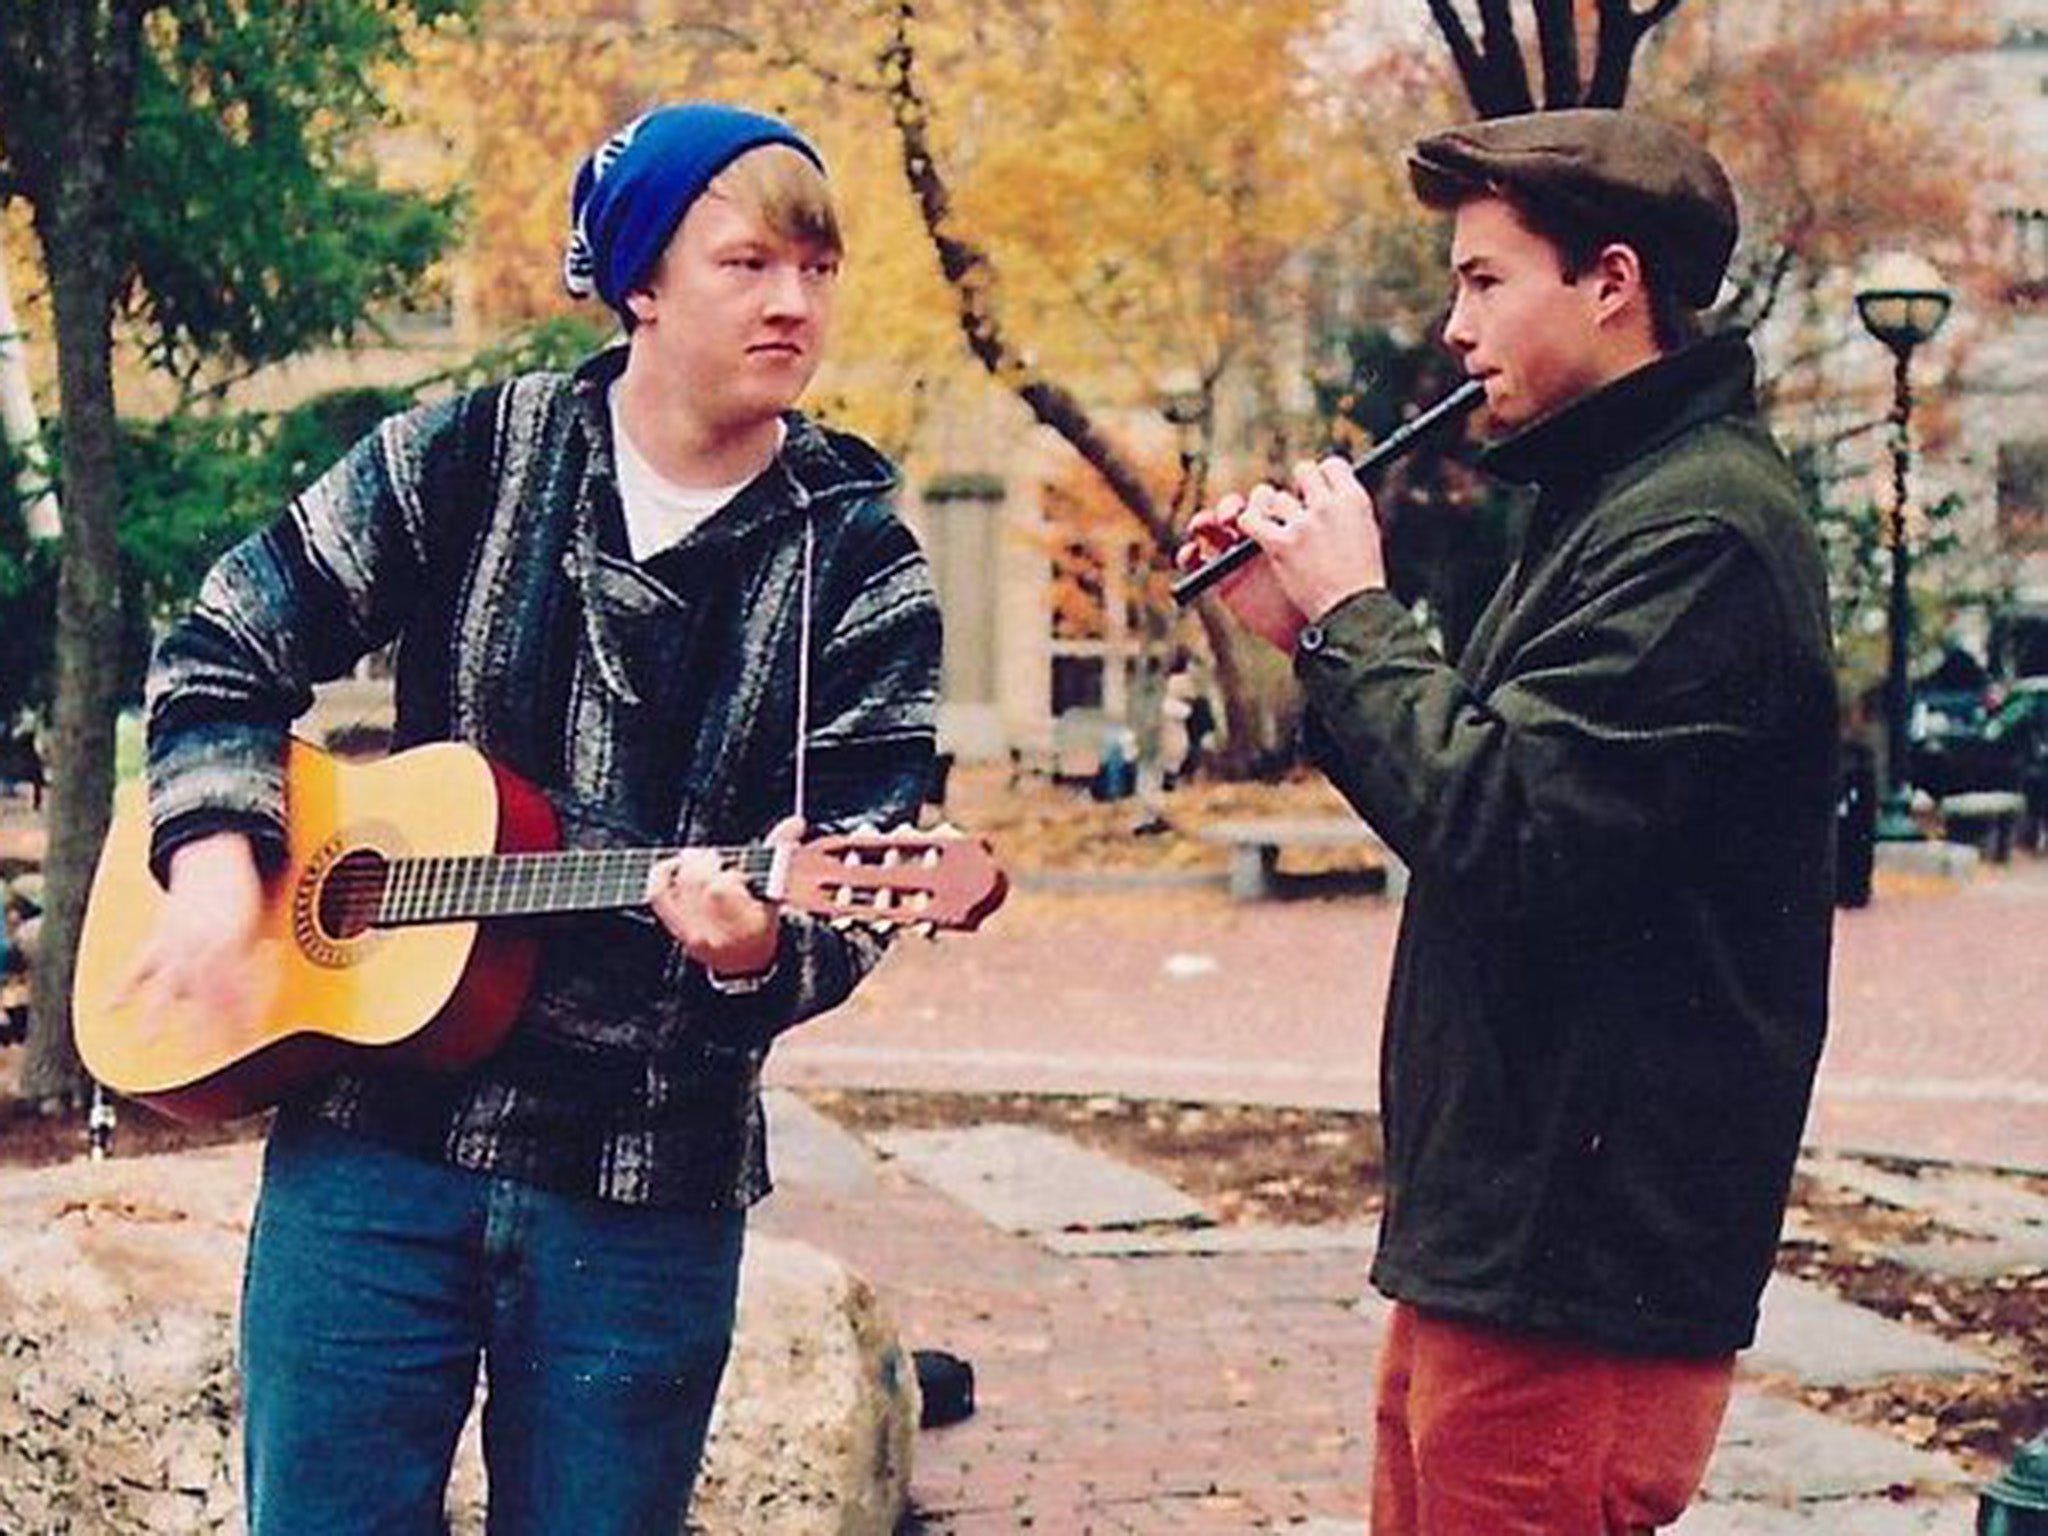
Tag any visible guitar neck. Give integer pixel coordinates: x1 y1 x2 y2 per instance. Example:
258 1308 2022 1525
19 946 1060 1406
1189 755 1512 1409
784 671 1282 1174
364 846 784 928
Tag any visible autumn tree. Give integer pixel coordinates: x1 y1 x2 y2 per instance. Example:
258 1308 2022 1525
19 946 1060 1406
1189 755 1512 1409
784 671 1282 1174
627 0 1398 768
404 0 1391 767
1627 0 2004 698
409 0 2010 773
0 0 473 1105
1349 0 2005 696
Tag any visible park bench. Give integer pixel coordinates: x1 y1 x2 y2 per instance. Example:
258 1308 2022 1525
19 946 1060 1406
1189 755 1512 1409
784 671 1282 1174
1008 709 1120 788
1197 816 1408 901
1938 790 2028 863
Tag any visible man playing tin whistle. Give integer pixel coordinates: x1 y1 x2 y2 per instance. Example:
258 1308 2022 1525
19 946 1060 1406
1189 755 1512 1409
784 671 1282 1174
1179 109 1837 1535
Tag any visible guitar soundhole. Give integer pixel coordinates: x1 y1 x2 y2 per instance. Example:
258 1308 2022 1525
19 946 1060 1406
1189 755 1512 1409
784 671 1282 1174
318 850 389 941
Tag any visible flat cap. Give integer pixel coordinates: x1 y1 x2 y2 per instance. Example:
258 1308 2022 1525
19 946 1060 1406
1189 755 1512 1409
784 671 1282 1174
1408 109 1737 309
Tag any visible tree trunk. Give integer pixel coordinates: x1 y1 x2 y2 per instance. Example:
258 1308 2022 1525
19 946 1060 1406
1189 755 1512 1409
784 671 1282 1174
1194 604 1297 777
21 230 124 1108
13 2 145 1106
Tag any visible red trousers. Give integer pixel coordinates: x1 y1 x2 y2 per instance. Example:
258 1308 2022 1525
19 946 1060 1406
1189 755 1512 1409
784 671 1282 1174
1371 1303 1734 1536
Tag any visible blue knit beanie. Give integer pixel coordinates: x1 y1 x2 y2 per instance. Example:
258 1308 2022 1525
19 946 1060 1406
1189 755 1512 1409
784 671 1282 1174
563 103 824 320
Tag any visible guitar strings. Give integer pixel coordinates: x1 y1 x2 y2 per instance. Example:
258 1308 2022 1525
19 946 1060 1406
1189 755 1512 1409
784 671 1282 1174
317 847 780 924
311 839 955 931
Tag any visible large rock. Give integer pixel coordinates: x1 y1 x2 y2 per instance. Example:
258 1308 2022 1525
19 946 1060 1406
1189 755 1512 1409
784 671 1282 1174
689 1239 919 1535
0 1141 915 1534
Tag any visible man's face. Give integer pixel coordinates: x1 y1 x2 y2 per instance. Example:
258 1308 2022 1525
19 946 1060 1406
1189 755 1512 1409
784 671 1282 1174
1442 196 1607 433
629 189 839 432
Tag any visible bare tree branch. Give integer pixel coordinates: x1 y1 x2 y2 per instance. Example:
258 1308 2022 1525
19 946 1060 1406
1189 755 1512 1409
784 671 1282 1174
878 0 1169 545
1532 0 1582 107
1733 241 1800 335
1588 0 1690 106
1424 0 1489 113
1428 0 1539 117
1476 0 1534 114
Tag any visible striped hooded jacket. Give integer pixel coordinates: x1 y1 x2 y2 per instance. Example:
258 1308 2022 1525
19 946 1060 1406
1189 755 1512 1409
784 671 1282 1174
144 345 942 1208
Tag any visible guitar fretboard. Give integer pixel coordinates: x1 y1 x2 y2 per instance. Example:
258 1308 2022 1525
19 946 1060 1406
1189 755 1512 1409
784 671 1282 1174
322 847 782 931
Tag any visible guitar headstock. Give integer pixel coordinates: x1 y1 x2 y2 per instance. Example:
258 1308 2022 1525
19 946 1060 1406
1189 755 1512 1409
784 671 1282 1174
782 826 1009 935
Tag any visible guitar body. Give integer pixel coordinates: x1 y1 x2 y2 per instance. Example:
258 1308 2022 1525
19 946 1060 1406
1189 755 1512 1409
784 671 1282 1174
74 739 558 1123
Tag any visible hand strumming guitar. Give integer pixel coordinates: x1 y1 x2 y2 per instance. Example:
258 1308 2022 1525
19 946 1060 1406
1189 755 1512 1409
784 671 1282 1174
117 831 276 1033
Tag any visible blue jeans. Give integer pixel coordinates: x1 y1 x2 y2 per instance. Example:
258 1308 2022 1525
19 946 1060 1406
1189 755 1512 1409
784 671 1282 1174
240 1116 745 1535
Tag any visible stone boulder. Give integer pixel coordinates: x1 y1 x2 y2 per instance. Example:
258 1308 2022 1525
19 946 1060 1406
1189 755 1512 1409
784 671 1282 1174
0 1141 916 1534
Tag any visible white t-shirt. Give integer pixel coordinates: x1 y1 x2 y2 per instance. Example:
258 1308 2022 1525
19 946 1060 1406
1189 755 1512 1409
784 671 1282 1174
608 389 781 562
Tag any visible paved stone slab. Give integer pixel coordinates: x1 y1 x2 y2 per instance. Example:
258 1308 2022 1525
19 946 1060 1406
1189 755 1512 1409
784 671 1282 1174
1874 840 1978 879
1805 1154 2048 1235
1672 1492 1976 1533
870 1123 1208 1234
1700 1392 1972 1504
1747 1275 2000 1386
1879 1231 2048 1279
1044 1222 1378 1258
762 1089 880 1195
1799 1153 2048 1276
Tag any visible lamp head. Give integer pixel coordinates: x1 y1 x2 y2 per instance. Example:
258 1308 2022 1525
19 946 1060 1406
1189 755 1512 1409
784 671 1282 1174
1855 250 1953 352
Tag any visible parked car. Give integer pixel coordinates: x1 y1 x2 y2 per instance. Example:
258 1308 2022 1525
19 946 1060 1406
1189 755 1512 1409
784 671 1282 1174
1985 678 2048 843
1905 682 2011 799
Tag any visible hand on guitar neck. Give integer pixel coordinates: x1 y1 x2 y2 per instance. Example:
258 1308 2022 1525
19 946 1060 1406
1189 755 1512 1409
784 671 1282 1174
645 814 804 983
116 831 278 1040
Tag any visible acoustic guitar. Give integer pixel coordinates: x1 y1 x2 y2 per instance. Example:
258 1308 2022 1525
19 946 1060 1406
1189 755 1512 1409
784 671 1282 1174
74 738 1007 1123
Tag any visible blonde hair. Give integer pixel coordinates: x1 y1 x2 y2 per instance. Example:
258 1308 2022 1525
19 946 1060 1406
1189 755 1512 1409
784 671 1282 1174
706 142 842 257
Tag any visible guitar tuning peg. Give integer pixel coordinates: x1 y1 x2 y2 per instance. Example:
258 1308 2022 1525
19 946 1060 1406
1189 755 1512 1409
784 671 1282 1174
831 915 857 932
872 918 896 935
916 921 938 940
855 820 879 838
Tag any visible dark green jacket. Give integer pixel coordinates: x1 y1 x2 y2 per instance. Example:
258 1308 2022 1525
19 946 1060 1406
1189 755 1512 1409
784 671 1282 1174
1297 334 1835 1356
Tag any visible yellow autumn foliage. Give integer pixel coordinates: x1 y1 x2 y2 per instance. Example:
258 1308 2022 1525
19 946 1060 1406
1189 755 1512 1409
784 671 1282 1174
399 0 1415 465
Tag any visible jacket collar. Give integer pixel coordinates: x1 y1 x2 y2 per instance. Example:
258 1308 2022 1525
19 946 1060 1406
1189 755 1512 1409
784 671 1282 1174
567 345 898 534
1478 330 1759 493
560 346 898 706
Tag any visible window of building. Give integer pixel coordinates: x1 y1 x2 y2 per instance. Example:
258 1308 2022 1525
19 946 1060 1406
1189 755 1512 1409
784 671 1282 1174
2001 207 2048 304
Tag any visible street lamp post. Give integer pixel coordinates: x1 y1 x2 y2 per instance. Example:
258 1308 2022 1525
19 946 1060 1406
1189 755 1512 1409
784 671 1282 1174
1854 252 1952 841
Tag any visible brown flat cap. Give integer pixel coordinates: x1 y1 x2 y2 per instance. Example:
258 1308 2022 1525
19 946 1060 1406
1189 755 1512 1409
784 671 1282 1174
1408 109 1737 309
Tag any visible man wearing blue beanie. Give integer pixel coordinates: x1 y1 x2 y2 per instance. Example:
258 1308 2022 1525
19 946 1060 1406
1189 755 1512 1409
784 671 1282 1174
129 103 942 1532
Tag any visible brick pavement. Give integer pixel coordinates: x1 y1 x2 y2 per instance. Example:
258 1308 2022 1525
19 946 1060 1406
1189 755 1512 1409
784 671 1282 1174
756 1160 1378 1532
771 855 2048 1172
6 786 2036 1529
757 856 2048 1530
